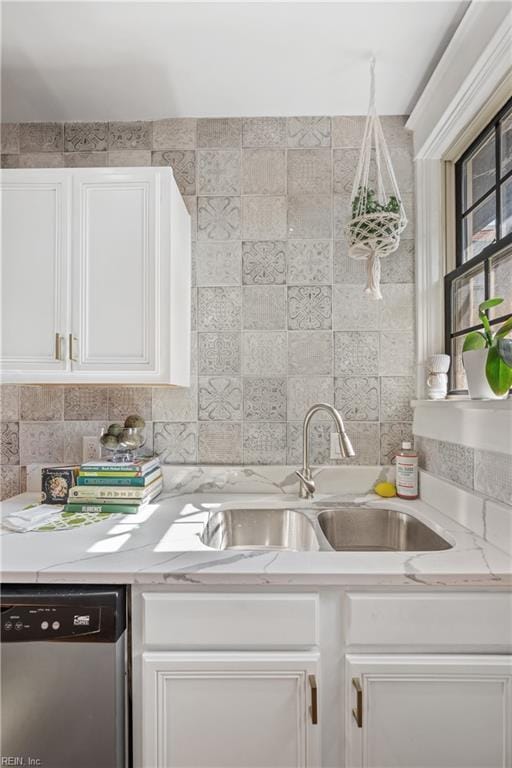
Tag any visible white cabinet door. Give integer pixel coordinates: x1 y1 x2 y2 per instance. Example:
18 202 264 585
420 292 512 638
1 172 70 375
346 655 512 768
71 169 160 379
142 652 320 768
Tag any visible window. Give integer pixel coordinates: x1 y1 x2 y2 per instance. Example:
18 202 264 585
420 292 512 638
445 97 512 392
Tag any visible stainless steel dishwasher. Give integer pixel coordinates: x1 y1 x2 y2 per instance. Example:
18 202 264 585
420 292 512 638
0 585 127 768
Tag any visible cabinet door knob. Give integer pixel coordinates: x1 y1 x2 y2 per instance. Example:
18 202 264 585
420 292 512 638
55 333 63 361
352 677 363 728
308 674 318 725
69 334 78 362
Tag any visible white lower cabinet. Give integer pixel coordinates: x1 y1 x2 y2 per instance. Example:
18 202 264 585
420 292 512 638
345 654 512 768
142 652 321 768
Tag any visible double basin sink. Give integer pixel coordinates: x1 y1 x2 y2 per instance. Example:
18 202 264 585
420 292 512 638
201 506 452 553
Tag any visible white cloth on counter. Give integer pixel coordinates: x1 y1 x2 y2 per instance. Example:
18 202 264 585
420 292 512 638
2 504 64 532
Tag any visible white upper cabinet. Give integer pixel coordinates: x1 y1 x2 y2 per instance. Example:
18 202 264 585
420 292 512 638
1 167 191 385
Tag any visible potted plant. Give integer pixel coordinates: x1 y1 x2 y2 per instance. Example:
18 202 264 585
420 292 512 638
462 297 512 398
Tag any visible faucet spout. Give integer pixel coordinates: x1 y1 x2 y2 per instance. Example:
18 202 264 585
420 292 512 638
296 403 355 499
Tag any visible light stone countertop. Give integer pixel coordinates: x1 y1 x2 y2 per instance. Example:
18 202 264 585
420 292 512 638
1 485 511 587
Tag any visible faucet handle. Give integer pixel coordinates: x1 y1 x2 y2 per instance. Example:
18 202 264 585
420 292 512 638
296 470 316 498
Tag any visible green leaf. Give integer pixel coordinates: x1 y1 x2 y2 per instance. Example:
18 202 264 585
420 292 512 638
480 312 493 344
485 345 512 396
498 338 512 367
479 297 504 313
496 316 512 339
462 331 487 351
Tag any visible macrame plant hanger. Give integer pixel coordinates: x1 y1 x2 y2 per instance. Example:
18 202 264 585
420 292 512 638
345 57 408 299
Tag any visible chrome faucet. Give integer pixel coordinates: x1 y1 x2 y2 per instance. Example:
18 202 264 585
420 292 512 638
295 403 355 499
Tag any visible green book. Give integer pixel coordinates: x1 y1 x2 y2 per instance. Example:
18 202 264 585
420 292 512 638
77 468 161 487
64 502 143 514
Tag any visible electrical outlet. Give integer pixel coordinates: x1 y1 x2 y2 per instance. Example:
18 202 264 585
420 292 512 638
82 436 101 463
330 432 342 459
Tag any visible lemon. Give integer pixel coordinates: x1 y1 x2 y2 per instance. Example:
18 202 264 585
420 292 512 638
374 481 396 498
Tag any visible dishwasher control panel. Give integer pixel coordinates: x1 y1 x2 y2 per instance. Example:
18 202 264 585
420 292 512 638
1 604 101 641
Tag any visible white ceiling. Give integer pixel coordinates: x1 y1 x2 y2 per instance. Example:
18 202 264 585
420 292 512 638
1 1 470 122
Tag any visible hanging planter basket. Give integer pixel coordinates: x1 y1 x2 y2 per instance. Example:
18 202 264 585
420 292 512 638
345 59 408 299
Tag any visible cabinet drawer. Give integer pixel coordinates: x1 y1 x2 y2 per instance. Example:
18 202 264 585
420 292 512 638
346 592 512 649
143 593 318 648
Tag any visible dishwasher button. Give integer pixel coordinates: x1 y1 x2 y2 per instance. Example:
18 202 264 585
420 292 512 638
14 621 23 631
41 621 49 630
4 621 13 631
52 621 60 630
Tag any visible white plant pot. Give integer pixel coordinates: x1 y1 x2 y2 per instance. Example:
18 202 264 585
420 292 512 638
462 349 508 399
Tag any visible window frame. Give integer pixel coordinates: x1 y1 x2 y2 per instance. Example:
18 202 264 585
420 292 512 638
444 95 512 394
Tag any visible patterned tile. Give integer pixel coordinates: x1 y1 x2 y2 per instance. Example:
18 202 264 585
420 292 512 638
287 117 331 148
242 149 286 194
242 286 286 330
1 466 20 500
415 436 441 476
152 150 196 195
19 422 64 464
288 286 332 330
197 150 240 195
287 377 334 421
334 331 380 375
287 195 332 238
16 153 64 168
64 152 107 167
1 422 19 465
197 196 241 241
380 332 415 376
243 377 286 421
242 117 287 148
439 440 474 488
243 423 286 464
335 376 379 421
0 385 19 421
197 118 242 149
64 386 109 420
20 386 64 421
152 118 197 150
20 123 63 152
333 194 352 239
1 123 19 153
380 284 415 330
380 240 414 283
107 387 152 421
152 382 198 422
183 196 198 239
62 421 108 465
380 422 413 464
287 422 332 465
198 332 241 375
195 242 241 286
242 196 287 240
333 148 367 196
198 422 242 464
108 150 151 166
199 377 242 420
286 240 332 285
333 284 380 331
288 331 333 375
339 422 380 465
287 149 332 194
242 331 287 375
287 421 379 465
380 377 414 421
474 449 512 505
64 122 107 151
197 287 241 331
242 241 286 284
108 121 152 149
333 241 366 284
389 147 414 194
1 154 19 168
154 422 197 464
332 115 411 150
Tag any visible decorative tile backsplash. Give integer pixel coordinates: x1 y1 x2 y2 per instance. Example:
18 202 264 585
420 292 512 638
0 116 415 497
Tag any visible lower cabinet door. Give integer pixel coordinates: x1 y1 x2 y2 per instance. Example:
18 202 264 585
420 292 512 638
142 651 320 768
346 654 512 768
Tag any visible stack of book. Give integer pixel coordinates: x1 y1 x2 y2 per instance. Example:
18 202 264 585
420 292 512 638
65 458 162 514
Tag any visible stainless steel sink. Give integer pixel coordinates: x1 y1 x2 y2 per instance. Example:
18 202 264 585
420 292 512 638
317 507 452 551
201 508 320 551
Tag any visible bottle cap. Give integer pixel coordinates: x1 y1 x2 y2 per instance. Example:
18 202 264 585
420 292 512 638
401 441 412 449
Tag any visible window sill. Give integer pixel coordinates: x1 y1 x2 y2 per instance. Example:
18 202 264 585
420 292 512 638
412 399 512 455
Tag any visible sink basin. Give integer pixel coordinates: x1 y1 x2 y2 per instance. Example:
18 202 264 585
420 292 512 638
317 507 452 552
201 508 320 551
